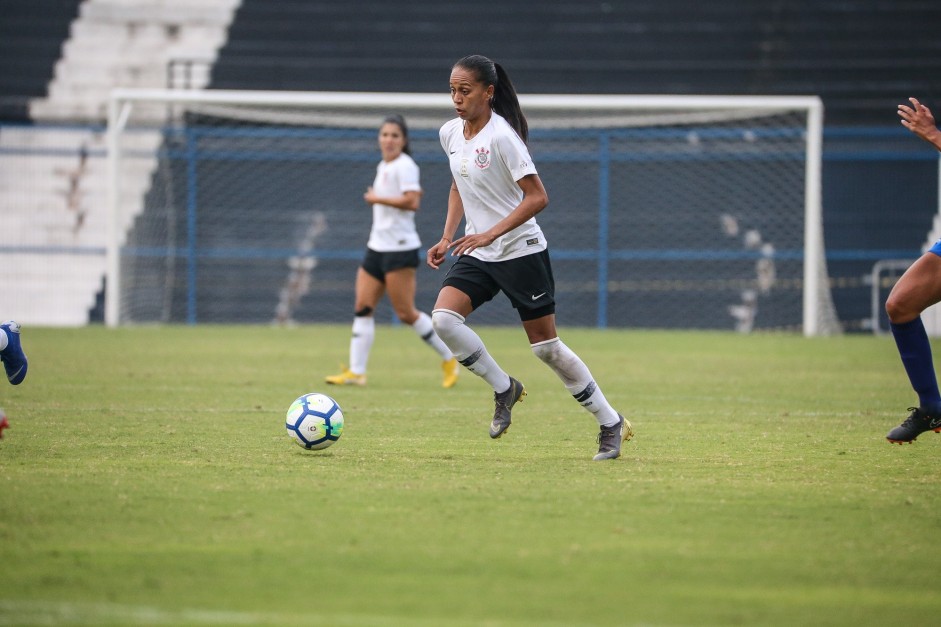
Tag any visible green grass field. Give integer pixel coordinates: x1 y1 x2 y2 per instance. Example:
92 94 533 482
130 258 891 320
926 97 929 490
2 324 941 626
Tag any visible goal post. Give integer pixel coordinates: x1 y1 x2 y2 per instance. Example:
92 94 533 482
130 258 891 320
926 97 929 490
106 88 840 335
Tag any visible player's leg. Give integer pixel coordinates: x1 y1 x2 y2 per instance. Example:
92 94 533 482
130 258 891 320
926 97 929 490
432 295 521 438
506 251 631 459
349 267 384 378
0 320 27 385
325 264 384 386
0 407 8 439
524 315 632 460
431 286 507 391
385 264 458 388
431 260 518 436
525 316 620 427
885 250 941 442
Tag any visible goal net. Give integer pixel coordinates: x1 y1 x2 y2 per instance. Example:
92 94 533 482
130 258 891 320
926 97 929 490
106 88 841 335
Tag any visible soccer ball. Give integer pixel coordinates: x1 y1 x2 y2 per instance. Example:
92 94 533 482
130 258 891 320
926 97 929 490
285 393 344 450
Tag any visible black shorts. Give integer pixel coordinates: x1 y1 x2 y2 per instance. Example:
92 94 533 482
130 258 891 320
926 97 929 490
442 250 555 321
361 247 420 282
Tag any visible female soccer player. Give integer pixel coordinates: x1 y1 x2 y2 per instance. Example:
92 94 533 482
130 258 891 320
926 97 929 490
886 98 941 443
326 115 459 388
426 55 632 460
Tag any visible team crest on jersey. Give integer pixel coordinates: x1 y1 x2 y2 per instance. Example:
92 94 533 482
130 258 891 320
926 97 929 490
475 147 491 169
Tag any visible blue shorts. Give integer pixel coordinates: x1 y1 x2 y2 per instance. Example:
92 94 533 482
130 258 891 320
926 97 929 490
930 238 941 257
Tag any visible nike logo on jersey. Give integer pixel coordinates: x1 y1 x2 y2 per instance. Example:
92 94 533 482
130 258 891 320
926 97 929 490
531 292 546 301
449 150 456 154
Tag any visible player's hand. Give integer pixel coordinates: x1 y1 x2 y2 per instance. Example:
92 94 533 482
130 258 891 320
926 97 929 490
449 232 496 257
426 239 450 270
898 98 941 147
363 187 377 204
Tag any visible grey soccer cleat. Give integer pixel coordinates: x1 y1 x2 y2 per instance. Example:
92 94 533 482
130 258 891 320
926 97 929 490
593 414 634 460
489 376 526 438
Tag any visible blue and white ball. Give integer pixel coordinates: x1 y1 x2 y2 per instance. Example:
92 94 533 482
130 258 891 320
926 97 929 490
285 393 344 450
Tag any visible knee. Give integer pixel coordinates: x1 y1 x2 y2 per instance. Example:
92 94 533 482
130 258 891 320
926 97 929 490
884 297 903 324
431 309 463 342
885 293 916 324
394 307 418 325
530 337 560 365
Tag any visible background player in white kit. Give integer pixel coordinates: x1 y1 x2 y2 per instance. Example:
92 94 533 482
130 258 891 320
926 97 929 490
326 115 459 388
426 55 633 460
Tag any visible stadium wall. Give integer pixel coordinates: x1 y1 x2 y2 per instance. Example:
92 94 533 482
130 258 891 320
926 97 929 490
2 0 941 331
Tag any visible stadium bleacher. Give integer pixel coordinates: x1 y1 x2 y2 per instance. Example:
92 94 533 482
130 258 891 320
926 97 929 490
3 0 941 327
0 0 238 325
210 0 941 126
0 0 82 120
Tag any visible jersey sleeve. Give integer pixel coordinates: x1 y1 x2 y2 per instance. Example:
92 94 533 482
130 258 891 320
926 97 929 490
397 157 421 193
439 119 458 156
494 131 537 182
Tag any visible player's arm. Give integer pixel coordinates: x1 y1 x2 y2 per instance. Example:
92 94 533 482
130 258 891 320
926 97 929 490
448 174 548 257
899 97 941 152
364 188 422 211
427 179 465 269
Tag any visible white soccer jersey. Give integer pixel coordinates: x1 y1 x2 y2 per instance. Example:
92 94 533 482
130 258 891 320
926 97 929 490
366 153 423 252
439 113 546 262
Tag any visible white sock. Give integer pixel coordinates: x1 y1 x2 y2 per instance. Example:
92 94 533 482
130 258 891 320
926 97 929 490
411 311 453 361
531 337 620 426
0 329 7 352
349 316 375 375
431 309 510 392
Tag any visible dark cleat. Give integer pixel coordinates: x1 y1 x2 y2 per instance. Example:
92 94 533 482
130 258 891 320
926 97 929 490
490 376 526 438
886 407 941 444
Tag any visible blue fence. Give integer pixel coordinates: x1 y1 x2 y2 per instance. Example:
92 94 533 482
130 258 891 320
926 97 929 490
1 122 936 329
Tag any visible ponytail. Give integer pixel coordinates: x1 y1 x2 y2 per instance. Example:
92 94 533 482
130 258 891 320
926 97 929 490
492 63 528 143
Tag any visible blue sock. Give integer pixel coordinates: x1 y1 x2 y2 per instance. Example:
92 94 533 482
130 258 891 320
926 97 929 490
891 317 941 413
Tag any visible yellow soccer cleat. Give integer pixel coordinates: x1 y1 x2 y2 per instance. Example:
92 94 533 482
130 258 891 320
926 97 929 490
324 367 366 386
441 357 459 389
